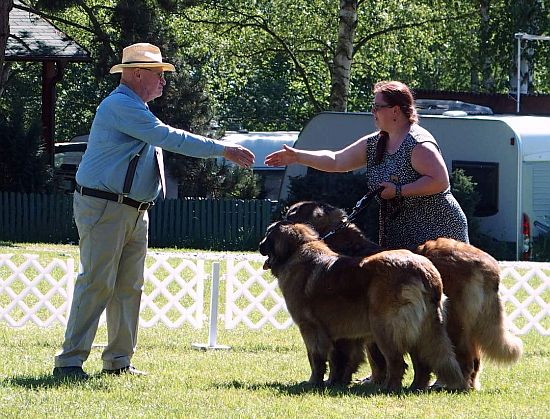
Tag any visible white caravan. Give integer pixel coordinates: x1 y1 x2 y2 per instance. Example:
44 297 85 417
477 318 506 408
279 112 550 260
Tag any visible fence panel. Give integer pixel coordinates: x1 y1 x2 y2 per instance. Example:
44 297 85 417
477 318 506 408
224 256 292 329
499 262 550 335
0 253 206 329
0 192 273 250
3 252 545 335
139 254 205 328
223 259 549 335
0 254 74 327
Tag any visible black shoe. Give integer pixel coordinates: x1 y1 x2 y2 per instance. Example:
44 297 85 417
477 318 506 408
102 365 147 376
52 366 89 380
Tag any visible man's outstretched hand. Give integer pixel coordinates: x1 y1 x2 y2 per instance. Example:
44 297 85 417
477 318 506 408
223 144 255 168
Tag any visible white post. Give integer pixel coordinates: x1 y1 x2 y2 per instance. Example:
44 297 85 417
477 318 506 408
516 34 521 114
208 262 221 346
192 262 230 350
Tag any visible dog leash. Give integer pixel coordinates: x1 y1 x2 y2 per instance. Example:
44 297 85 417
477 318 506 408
321 186 384 240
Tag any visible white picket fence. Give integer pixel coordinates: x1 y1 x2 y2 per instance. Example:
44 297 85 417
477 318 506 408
0 252 549 336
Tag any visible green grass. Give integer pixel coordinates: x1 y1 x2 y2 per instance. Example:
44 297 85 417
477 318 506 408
0 326 548 418
1 243 549 417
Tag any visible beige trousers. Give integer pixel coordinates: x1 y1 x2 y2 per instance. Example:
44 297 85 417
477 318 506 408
54 192 149 370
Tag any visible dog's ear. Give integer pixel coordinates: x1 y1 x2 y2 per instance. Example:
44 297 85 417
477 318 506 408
311 205 325 219
304 202 339 234
320 203 347 229
286 201 315 222
285 204 297 220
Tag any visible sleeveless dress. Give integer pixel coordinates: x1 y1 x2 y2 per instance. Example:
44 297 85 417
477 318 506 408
365 124 469 249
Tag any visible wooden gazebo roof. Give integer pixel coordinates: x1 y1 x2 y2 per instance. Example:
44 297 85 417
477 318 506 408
6 0 91 162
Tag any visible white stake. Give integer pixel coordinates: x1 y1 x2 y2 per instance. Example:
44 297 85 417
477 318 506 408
192 262 230 350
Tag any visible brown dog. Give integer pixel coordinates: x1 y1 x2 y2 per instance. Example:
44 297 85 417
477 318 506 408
259 220 468 392
286 201 524 390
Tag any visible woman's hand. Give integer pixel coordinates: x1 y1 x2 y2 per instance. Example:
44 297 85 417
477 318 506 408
223 144 255 168
264 144 298 167
379 181 398 200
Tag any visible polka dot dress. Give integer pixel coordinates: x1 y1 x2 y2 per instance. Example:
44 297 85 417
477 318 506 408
365 124 469 249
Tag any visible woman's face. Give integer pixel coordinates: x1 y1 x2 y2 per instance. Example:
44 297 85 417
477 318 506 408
372 92 396 130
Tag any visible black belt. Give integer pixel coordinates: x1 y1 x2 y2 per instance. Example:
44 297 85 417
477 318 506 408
75 184 153 211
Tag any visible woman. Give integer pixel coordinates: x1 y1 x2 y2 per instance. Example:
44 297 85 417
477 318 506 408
264 80 468 249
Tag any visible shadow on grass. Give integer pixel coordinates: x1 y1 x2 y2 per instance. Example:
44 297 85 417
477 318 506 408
3 373 111 389
210 379 427 397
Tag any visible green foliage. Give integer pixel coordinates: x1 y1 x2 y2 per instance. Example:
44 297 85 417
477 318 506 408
0 62 42 129
164 154 261 198
214 53 310 131
0 96 52 192
450 168 480 232
450 168 514 260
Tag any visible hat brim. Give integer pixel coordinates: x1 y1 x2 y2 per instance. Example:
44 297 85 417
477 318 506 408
110 62 176 74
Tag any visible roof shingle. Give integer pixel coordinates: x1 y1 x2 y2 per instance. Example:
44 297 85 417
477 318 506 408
6 0 91 62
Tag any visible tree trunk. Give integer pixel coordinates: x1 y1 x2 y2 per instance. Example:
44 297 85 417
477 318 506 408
0 0 13 98
329 0 357 112
474 0 495 92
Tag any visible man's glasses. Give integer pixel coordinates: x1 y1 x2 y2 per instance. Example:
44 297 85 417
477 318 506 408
371 103 394 112
140 68 165 80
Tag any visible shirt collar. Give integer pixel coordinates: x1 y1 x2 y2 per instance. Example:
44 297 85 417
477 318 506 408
112 83 146 106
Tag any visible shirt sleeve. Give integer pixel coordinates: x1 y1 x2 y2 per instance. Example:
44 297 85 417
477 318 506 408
106 93 225 158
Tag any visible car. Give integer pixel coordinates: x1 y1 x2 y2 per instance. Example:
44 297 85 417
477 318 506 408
53 141 88 192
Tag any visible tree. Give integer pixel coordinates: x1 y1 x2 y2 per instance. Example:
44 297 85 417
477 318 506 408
330 0 357 111
0 0 13 98
10 0 550 138
0 100 52 192
4 0 260 198
179 0 479 115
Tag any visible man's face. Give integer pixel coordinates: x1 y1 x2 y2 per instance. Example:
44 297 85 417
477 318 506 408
138 67 166 102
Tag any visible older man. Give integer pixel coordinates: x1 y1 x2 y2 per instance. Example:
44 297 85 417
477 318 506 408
53 43 254 379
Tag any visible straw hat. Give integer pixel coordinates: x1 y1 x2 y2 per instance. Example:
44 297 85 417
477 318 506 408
109 43 176 74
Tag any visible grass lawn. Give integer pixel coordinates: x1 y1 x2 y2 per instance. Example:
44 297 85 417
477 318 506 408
1 243 549 418
0 325 548 418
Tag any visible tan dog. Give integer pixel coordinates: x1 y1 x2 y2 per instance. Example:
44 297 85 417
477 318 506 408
286 201 524 390
259 220 468 392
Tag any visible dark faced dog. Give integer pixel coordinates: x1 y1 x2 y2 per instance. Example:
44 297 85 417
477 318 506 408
286 201 523 390
259 220 467 392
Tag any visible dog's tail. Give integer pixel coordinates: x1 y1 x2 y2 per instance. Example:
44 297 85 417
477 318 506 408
472 265 523 364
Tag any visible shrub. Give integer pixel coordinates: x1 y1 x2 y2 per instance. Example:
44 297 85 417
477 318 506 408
0 103 52 193
164 154 261 199
451 169 514 260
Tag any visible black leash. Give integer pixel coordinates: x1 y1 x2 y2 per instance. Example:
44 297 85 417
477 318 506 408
321 186 384 240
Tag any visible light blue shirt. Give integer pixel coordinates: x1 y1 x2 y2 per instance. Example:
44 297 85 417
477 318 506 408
76 84 225 202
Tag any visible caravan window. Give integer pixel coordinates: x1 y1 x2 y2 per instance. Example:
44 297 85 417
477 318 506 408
452 161 499 217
